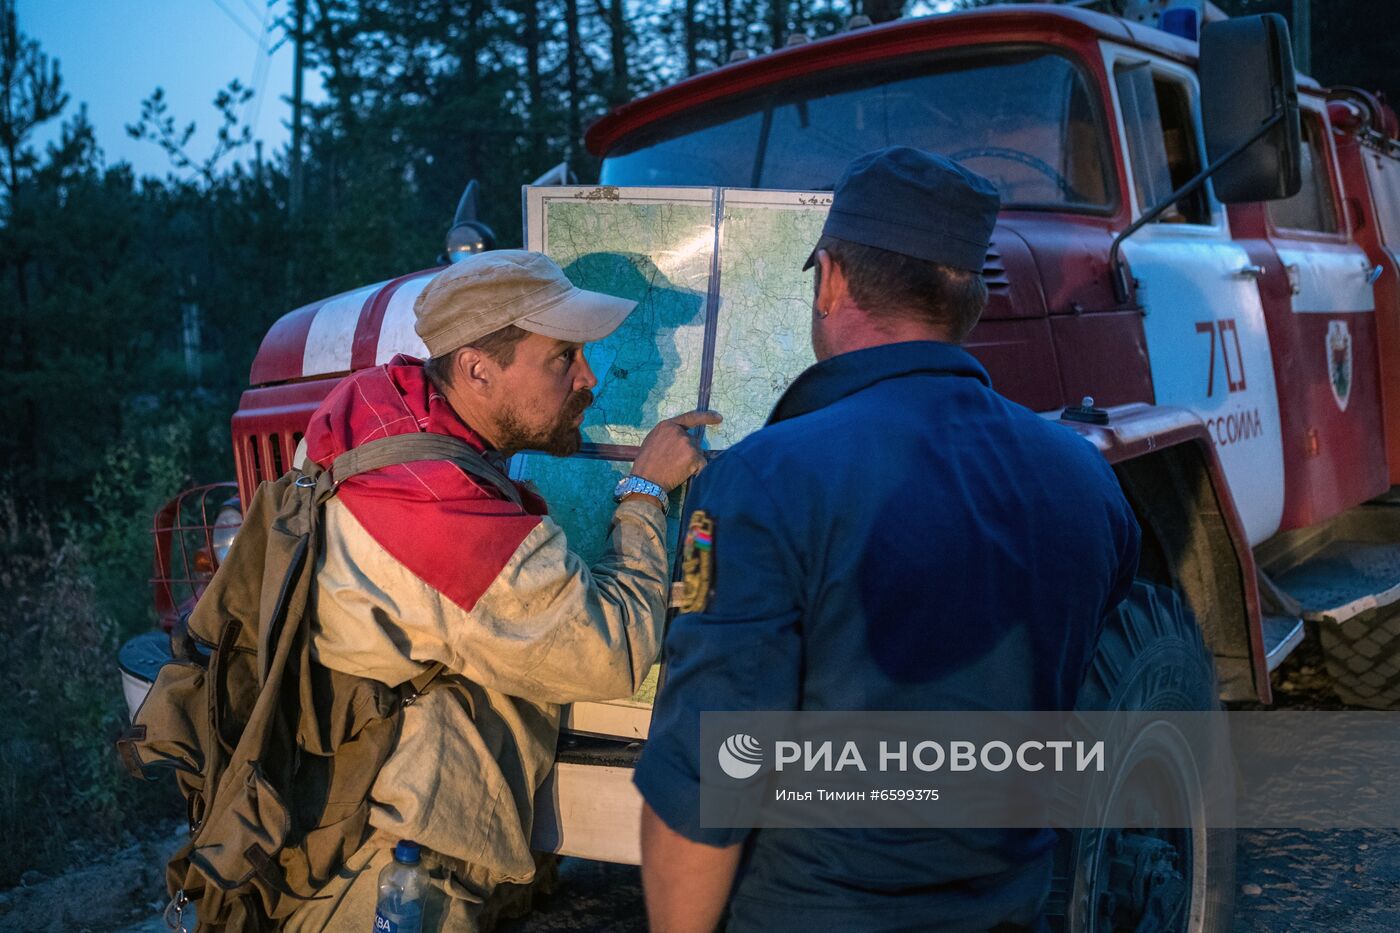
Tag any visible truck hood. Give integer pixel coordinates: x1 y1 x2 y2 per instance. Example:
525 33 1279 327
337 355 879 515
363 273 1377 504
249 267 442 386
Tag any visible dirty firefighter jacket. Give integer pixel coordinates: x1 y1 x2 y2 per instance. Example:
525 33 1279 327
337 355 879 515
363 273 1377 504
302 356 668 886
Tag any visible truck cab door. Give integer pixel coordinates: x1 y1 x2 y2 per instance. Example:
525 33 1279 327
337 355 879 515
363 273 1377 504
1106 45 1286 545
1360 140 1400 280
1229 104 1387 531
1267 112 1379 318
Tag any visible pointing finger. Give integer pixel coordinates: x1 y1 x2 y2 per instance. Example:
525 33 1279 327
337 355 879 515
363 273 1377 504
670 409 723 429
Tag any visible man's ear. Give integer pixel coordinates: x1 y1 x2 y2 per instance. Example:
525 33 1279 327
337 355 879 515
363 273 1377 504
815 250 848 318
452 347 496 396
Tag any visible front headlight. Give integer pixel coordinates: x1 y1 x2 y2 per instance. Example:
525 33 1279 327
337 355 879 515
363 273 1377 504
445 220 495 262
211 503 243 565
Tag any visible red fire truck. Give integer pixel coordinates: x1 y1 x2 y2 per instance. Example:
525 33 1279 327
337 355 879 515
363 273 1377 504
119 3 1400 930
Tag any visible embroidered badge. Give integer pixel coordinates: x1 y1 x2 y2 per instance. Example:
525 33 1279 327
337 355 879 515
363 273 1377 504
677 510 715 614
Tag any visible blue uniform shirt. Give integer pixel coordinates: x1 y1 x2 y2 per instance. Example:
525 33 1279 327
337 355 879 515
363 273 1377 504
635 341 1140 932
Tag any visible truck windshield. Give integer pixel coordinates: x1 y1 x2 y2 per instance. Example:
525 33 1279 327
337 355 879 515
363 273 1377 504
600 47 1112 211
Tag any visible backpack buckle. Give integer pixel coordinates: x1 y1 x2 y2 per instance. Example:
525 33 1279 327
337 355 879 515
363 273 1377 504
294 475 317 488
163 889 191 932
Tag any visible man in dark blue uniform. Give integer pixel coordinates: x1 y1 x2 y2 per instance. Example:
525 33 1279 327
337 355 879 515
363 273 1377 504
634 147 1141 933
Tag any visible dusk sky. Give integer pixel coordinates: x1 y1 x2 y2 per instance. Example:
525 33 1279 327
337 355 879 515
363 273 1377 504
18 0 321 180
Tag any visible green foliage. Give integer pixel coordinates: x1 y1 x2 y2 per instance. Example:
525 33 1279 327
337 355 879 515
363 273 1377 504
0 486 178 886
0 0 67 186
0 408 204 883
65 418 198 637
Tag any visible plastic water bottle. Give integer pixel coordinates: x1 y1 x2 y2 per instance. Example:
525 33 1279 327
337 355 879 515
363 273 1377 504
373 840 428 933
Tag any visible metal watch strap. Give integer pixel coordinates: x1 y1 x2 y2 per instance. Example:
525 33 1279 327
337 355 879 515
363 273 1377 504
614 474 667 509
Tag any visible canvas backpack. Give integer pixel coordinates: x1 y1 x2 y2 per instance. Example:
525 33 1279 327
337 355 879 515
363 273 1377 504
117 432 524 931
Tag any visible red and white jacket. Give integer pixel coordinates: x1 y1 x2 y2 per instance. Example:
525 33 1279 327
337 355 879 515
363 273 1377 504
303 356 668 886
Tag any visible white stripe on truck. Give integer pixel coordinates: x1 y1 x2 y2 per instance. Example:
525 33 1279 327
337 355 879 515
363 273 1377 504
376 274 433 364
302 282 383 376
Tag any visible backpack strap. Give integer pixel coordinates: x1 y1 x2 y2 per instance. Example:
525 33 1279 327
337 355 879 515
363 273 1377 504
328 433 523 509
304 437 490 707
401 661 447 708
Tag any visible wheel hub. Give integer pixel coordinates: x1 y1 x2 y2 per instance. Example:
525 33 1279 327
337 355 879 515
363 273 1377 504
1096 830 1187 932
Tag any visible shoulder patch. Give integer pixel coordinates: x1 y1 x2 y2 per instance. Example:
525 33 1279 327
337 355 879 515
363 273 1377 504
677 510 715 614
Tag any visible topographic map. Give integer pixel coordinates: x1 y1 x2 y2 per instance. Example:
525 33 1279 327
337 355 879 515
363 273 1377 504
525 185 830 450
511 451 678 710
707 190 829 447
525 188 715 447
510 453 683 568
518 186 827 719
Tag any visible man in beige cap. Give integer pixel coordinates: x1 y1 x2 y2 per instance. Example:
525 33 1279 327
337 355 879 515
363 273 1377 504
287 250 718 930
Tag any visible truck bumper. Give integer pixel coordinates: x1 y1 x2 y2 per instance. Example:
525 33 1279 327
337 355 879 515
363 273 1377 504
531 759 644 865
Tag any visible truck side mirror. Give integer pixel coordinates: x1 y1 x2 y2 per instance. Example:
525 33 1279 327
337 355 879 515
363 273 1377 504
1198 13 1302 203
1109 14 1306 302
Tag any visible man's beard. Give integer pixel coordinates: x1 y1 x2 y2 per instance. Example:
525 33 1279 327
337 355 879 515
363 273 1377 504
496 389 594 456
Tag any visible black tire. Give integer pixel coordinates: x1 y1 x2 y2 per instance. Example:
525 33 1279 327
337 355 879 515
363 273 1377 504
1319 610 1400 708
1046 581 1236 933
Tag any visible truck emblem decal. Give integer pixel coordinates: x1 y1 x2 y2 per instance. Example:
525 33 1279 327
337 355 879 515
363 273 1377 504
1327 320 1353 411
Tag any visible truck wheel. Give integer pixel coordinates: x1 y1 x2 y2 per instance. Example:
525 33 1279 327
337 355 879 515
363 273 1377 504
1046 581 1235 933
1319 611 1400 708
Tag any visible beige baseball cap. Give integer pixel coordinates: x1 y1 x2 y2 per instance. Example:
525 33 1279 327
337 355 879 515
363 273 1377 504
413 250 637 358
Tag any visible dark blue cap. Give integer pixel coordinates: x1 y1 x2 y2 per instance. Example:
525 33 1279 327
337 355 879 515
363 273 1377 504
804 147 1001 273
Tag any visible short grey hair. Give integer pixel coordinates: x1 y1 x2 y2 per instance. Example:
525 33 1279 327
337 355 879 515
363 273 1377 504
814 235 988 342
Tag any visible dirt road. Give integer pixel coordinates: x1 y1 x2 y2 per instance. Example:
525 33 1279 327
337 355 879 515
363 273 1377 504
499 830 1400 933
1227 635 1400 931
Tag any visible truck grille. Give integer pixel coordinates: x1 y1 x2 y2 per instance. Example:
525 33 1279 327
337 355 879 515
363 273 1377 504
150 482 238 630
242 431 304 486
246 431 306 481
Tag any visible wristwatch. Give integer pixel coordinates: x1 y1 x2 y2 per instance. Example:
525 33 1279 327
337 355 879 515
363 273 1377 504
613 474 668 510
